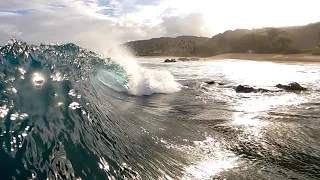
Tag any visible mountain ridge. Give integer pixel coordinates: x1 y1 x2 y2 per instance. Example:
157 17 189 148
123 22 320 57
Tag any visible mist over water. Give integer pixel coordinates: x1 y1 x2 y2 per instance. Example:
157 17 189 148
1 39 320 180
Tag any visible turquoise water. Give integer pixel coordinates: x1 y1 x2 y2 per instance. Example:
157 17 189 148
93 62 129 93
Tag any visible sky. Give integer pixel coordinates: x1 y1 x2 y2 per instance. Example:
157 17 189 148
0 0 319 49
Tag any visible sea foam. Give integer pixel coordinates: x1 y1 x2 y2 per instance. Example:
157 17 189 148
111 57 181 96
95 45 180 96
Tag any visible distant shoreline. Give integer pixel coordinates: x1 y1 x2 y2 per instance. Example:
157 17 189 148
136 53 320 64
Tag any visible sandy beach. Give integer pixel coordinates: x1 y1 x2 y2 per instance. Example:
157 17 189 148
205 53 320 63
137 53 320 64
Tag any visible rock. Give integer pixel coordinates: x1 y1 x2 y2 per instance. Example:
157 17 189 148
235 82 307 94
164 59 176 63
275 82 307 91
205 81 215 85
235 85 255 93
204 80 227 85
235 85 271 93
256 88 272 93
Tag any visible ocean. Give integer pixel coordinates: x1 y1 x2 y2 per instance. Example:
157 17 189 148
1 39 320 180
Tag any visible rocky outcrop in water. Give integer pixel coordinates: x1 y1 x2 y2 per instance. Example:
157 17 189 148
275 82 307 91
205 80 215 85
235 82 307 93
204 80 226 86
235 85 276 93
164 59 176 63
235 85 256 93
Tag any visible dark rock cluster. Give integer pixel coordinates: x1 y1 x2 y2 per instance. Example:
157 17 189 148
235 82 307 93
164 59 177 63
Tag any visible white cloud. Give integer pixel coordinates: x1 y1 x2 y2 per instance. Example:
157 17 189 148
161 13 213 37
0 0 319 52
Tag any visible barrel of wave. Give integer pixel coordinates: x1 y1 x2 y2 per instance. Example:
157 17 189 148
84 41 181 96
99 56 181 96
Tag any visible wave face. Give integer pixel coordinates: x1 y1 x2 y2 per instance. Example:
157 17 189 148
0 39 182 179
92 59 181 96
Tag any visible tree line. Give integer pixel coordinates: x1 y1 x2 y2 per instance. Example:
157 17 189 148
312 32 320 55
229 28 298 54
127 29 320 56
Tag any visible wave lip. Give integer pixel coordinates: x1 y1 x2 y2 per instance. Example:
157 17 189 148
94 59 181 96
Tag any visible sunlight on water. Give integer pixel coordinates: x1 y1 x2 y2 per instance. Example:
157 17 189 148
138 58 320 179
183 137 238 179
233 112 266 127
232 112 267 139
159 137 238 180
98 157 111 175
50 71 65 81
234 94 308 113
139 59 320 89
219 60 320 87
231 91 309 135
32 72 45 88
0 105 9 119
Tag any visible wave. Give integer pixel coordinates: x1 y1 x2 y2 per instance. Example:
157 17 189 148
0 39 183 179
93 65 181 96
96 69 130 93
91 56 181 96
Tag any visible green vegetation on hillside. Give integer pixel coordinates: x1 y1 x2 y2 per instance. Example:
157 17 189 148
229 28 299 54
124 37 203 56
123 22 320 57
311 32 320 55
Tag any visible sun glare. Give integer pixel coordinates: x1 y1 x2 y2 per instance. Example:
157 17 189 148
201 0 320 33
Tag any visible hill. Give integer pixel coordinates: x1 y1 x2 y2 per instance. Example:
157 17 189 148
123 22 320 57
280 22 320 48
123 36 210 56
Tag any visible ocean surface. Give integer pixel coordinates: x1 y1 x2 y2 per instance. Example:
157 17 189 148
1 40 320 180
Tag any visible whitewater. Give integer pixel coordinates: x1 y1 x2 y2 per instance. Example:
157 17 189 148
1 39 320 180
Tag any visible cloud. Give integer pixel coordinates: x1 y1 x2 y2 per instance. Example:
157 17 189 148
161 13 213 37
0 0 319 52
0 0 166 52
0 1 125 53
